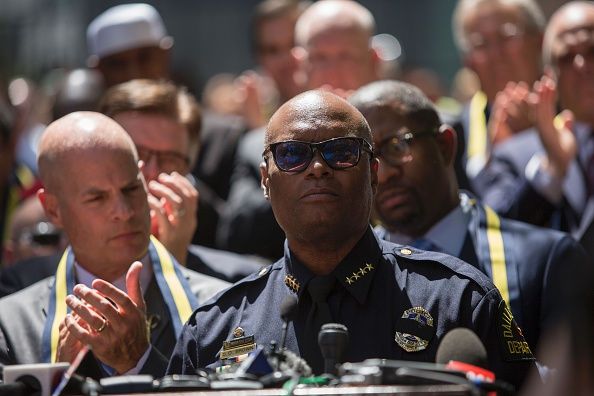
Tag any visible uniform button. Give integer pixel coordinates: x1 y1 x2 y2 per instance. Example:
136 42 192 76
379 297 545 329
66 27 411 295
258 266 269 277
400 248 412 255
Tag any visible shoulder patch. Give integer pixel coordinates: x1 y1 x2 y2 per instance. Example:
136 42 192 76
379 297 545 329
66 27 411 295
497 300 535 362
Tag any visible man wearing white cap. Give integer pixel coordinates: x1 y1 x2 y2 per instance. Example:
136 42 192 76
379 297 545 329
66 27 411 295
87 3 173 87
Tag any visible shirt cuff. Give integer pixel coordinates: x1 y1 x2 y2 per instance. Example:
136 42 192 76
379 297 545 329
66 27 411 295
525 154 564 205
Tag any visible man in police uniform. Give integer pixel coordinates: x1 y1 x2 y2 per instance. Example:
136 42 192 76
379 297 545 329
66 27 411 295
167 90 535 388
349 80 588 359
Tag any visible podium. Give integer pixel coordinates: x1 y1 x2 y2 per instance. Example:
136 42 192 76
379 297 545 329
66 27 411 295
110 384 474 395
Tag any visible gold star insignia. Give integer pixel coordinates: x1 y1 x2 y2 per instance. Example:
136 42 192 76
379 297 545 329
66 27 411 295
365 263 374 271
352 272 360 280
284 275 300 293
346 276 354 285
358 268 366 277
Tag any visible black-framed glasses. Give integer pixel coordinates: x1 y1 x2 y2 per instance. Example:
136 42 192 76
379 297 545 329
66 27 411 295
136 144 190 173
376 130 437 166
263 137 373 173
17 221 62 246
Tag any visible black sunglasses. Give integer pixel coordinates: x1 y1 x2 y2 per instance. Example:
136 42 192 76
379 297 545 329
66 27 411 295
263 137 373 173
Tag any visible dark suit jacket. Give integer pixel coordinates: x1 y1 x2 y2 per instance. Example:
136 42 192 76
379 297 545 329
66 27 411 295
191 111 247 202
188 111 248 248
0 244 264 297
0 265 228 378
186 244 266 283
216 128 285 260
376 204 589 352
473 129 588 233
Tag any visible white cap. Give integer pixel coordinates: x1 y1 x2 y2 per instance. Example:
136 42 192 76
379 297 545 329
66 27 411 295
87 3 173 60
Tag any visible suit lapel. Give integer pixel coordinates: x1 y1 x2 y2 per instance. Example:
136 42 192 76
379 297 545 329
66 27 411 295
459 232 480 269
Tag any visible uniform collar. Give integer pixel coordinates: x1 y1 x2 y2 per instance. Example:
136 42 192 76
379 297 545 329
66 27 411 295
283 227 383 305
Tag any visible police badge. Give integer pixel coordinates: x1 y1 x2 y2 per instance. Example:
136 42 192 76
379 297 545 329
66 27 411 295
395 307 435 352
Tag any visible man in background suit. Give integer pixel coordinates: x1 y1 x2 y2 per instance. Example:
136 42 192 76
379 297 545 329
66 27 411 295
474 1 594 241
350 80 588 356
100 79 265 281
87 3 247 246
218 0 380 260
0 112 228 378
451 0 545 188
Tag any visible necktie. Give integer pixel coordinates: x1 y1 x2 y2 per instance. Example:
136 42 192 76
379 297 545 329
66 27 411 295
302 275 335 373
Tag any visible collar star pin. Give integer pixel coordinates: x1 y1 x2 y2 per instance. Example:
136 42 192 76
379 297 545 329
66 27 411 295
346 262 375 285
284 274 300 293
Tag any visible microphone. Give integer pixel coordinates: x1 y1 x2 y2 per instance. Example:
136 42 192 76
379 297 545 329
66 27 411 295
436 328 489 369
318 323 348 376
279 295 298 352
1 362 69 396
436 327 515 395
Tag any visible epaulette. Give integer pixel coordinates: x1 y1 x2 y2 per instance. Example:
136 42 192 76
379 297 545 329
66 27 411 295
382 241 496 294
196 261 283 310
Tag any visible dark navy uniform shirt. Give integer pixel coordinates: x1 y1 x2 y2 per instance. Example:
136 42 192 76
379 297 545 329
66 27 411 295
167 227 535 388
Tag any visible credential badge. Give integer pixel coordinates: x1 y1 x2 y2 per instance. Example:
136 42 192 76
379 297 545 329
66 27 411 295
395 307 434 352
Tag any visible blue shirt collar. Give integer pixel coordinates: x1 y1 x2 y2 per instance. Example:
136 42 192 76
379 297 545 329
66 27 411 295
386 194 472 257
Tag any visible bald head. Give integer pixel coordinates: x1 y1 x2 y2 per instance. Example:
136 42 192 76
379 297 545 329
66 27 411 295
261 89 377 269
37 111 150 279
543 1 594 66
266 89 371 145
542 1 594 124
295 0 375 46
294 0 378 91
38 111 138 193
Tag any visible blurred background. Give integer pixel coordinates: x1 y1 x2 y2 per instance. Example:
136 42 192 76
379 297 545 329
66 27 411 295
0 0 568 98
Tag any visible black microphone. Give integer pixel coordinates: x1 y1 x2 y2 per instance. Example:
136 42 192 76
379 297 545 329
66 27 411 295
436 327 515 395
436 327 488 369
279 295 298 351
318 323 348 376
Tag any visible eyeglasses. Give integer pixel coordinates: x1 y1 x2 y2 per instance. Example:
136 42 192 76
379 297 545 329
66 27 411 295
17 221 62 247
263 137 373 173
467 23 526 55
136 145 190 174
376 130 437 167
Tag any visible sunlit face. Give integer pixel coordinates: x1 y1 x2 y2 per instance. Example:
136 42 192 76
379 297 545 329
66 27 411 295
301 26 377 92
547 8 594 124
261 93 377 244
44 147 150 274
97 46 169 87
256 12 302 100
462 2 542 101
362 104 450 237
113 111 191 182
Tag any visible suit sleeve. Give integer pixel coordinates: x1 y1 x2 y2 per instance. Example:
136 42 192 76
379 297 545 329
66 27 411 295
139 346 169 377
541 236 590 332
473 156 558 227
